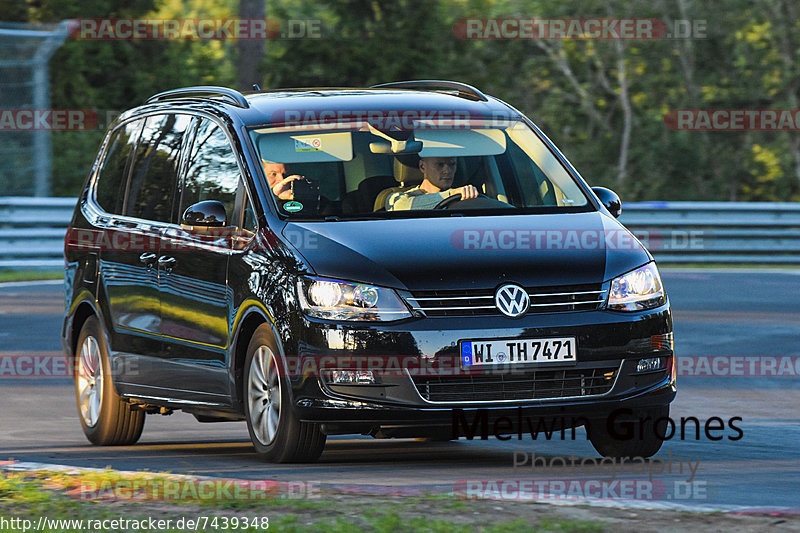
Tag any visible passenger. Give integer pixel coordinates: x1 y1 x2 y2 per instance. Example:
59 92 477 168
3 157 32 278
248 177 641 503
386 156 479 210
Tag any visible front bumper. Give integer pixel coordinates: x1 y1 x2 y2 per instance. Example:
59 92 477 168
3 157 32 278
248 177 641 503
280 303 675 431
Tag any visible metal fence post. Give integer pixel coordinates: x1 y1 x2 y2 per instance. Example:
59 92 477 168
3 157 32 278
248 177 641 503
0 21 70 197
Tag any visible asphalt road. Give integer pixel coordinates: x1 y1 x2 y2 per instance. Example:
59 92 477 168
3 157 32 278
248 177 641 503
1 270 799 511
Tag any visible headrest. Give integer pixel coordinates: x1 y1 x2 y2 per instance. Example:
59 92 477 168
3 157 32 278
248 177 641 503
393 155 423 185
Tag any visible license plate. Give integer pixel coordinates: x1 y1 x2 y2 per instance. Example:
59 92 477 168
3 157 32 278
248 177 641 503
460 337 577 367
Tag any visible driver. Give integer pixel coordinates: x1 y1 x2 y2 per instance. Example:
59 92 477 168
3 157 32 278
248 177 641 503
386 156 479 211
263 161 303 200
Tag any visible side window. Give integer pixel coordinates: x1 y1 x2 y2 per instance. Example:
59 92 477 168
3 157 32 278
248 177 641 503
94 120 142 214
181 119 246 228
125 114 191 222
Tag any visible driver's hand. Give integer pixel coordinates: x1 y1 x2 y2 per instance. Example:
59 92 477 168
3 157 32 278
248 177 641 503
272 175 303 200
452 184 479 200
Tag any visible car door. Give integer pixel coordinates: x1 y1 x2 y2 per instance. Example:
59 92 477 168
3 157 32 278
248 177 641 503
156 116 254 404
93 117 167 389
104 112 192 397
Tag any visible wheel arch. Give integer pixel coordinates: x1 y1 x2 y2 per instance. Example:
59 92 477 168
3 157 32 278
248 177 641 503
230 304 283 409
69 299 100 358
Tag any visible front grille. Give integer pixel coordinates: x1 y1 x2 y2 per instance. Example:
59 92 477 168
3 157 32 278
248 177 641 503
411 365 619 403
408 283 606 317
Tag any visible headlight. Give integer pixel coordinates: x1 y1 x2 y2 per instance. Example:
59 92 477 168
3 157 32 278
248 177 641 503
607 263 665 311
297 277 412 321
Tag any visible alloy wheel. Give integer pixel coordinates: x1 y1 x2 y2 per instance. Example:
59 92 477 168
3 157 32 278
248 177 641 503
248 346 281 445
76 335 103 427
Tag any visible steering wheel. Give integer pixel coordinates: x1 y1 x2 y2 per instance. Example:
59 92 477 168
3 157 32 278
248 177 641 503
434 193 463 209
435 192 499 210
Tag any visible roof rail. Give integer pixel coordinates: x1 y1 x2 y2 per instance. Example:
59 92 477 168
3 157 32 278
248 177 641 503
146 86 250 108
370 80 488 102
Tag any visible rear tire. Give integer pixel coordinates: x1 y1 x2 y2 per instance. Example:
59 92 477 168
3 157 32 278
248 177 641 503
243 324 326 463
74 316 144 445
588 406 668 458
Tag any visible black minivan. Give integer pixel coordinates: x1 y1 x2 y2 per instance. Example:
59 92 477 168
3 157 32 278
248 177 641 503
63 81 675 462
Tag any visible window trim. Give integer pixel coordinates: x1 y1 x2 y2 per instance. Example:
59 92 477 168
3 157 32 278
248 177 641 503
88 109 259 235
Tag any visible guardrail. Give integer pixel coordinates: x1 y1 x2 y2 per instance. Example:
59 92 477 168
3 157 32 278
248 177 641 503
0 197 76 269
620 201 800 264
0 197 799 269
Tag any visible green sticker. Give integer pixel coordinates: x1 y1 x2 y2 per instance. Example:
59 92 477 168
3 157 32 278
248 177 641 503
284 201 304 212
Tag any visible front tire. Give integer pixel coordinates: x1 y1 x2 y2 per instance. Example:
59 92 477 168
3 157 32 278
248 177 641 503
243 324 326 463
74 316 144 445
588 406 668 458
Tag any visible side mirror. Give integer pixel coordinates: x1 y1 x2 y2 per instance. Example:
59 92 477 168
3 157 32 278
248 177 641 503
592 187 622 218
182 200 227 227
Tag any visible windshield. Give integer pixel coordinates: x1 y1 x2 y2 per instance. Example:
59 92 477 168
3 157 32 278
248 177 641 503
248 120 590 219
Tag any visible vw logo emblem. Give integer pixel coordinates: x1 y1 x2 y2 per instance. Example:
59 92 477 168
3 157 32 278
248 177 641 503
495 284 529 317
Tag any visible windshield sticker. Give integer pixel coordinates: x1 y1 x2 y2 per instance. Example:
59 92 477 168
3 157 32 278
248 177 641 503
283 201 304 212
294 137 322 152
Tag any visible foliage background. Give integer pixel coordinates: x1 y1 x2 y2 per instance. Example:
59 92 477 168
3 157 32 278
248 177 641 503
5 0 800 201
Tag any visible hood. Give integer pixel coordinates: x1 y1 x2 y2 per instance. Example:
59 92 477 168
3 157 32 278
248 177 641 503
283 212 651 291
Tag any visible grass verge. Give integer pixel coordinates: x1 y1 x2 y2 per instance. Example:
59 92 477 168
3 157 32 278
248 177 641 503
0 471 602 532
0 270 62 283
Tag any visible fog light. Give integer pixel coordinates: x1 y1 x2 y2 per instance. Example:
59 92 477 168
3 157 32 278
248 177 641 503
324 370 377 385
637 357 663 373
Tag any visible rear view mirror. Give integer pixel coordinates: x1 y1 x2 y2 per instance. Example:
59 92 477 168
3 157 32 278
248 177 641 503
369 140 423 155
182 200 227 227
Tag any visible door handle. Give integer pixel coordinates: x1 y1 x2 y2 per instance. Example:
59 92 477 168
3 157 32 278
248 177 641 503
139 252 156 264
158 255 176 274
158 256 176 270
